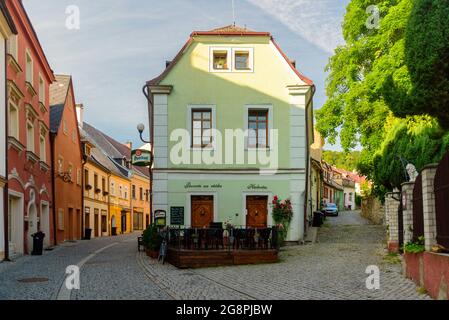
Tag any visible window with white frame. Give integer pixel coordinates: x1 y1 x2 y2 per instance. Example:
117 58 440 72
68 164 73 181
191 109 213 148
210 47 254 72
39 132 46 162
124 186 128 199
39 75 45 103
26 50 33 85
8 102 19 139
245 105 273 149
110 181 115 195
6 35 18 60
77 168 81 185
58 157 64 174
119 185 123 198
26 121 35 152
233 48 254 71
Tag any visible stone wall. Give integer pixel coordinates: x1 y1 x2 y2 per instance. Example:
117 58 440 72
361 196 384 225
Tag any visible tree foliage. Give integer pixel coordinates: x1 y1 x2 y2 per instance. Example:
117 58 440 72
322 150 361 171
385 0 449 128
316 0 449 196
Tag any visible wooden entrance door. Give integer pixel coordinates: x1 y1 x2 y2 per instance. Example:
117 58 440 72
94 210 99 237
191 196 214 228
246 196 268 228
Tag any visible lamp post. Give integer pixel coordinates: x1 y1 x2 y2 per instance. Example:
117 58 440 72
136 123 153 225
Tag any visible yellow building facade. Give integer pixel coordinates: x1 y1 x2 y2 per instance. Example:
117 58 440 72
131 170 151 231
109 173 132 235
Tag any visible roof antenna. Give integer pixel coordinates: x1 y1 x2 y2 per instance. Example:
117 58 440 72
232 0 236 26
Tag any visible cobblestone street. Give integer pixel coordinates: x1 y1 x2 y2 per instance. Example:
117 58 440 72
0 211 431 300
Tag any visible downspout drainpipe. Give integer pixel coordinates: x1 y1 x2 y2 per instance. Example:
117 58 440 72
304 85 316 239
142 84 154 223
50 133 57 246
3 38 9 262
81 156 86 239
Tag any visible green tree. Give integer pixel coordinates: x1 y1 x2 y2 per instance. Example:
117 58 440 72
322 150 361 171
316 0 449 196
384 0 449 128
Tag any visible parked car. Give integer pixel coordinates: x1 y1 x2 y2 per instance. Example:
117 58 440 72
323 203 339 217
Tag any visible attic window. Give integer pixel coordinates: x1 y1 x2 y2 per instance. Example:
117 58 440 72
213 50 229 70
235 51 250 70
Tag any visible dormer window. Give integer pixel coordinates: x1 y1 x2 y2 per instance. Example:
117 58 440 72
213 50 228 70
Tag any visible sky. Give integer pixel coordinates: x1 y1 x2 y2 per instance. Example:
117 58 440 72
23 0 350 150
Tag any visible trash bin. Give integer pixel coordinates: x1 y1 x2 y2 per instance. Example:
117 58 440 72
312 211 324 227
84 228 92 240
31 231 45 256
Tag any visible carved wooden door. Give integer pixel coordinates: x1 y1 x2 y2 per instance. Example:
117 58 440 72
246 196 268 228
191 196 214 228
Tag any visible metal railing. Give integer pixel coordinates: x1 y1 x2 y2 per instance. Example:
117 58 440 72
164 226 279 251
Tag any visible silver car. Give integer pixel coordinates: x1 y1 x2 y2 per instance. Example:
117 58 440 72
323 203 339 216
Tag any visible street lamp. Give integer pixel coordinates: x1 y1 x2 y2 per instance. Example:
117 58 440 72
137 123 150 144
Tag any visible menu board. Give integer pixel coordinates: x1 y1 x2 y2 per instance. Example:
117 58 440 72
170 207 184 225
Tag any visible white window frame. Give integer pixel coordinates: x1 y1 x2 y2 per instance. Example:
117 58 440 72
8 101 19 139
124 186 128 199
244 104 274 151
232 48 254 73
38 74 45 103
187 105 216 151
110 181 115 196
39 132 46 162
25 49 33 85
63 120 68 135
209 47 232 73
26 120 35 153
7 35 18 60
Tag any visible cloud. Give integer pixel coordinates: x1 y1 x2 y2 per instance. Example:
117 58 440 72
245 0 346 53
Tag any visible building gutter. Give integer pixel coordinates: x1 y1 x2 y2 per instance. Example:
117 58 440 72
142 84 154 223
81 156 86 238
3 37 9 261
304 85 316 237
50 132 57 246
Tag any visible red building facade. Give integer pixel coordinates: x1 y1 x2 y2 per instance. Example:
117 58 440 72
6 0 55 255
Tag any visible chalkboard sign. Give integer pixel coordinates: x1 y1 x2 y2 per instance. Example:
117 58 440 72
170 207 184 225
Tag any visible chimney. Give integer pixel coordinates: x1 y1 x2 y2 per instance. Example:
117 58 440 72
125 141 132 150
76 104 84 128
290 60 296 68
166 60 172 68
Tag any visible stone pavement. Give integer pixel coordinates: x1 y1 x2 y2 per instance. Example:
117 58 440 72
139 211 431 300
0 211 432 300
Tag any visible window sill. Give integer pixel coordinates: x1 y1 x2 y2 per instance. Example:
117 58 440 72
39 161 50 172
39 102 47 114
8 136 25 152
26 151 40 164
25 81 37 97
7 54 22 73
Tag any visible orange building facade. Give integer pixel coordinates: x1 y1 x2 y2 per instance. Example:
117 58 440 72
49 75 83 242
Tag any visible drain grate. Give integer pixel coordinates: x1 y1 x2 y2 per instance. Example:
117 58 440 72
17 277 49 283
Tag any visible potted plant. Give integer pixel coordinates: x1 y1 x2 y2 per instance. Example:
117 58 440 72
222 220 234 247
142 224 162 259
271 196 293 246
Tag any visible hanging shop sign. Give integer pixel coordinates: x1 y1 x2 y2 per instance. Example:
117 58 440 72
131 149 152 167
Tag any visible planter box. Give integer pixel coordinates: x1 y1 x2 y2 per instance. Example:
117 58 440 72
403 252 424 287
404 251 449 300
146 249 159 259
423 252 449 300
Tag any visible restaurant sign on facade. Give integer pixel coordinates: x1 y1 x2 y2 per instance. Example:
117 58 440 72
131 149 152 167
